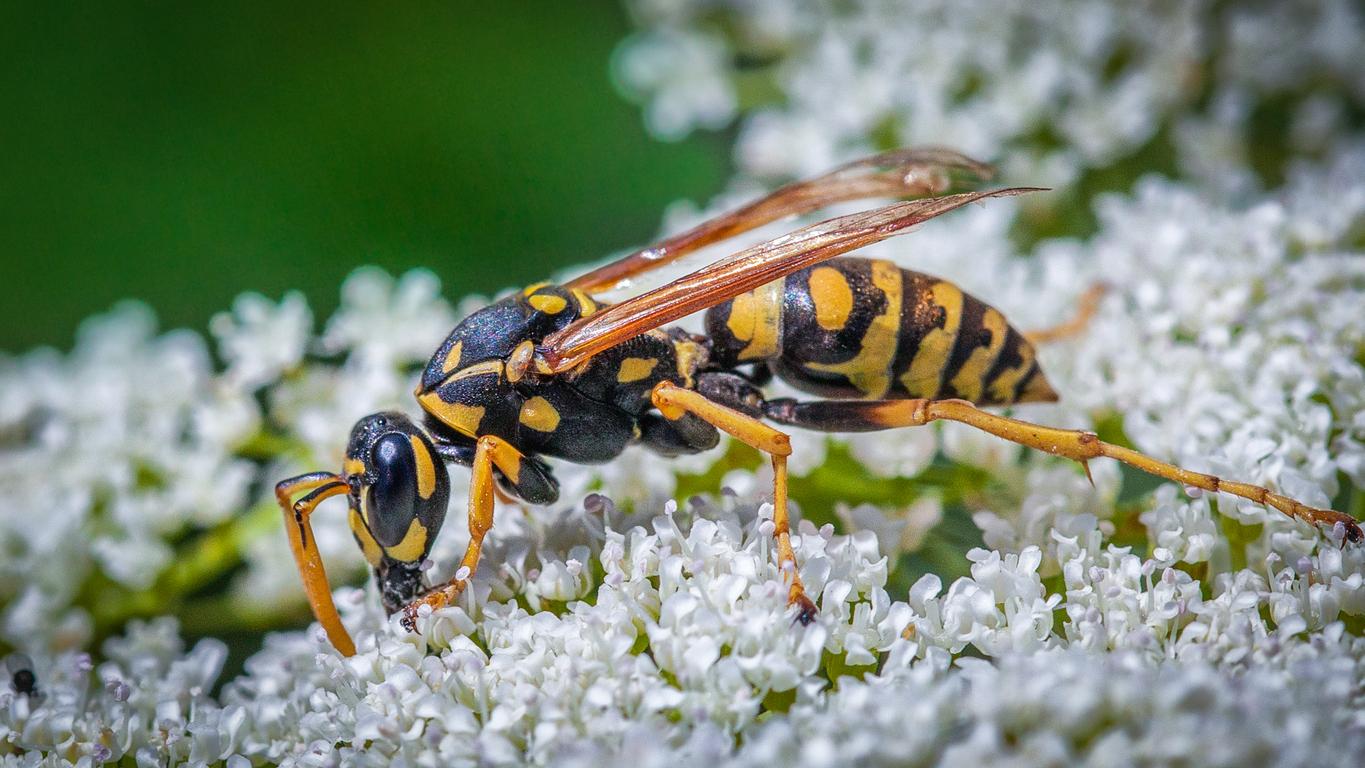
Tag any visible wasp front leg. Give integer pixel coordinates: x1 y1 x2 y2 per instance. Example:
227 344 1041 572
651 382 818 625
400 435 545 629
275 472 356 656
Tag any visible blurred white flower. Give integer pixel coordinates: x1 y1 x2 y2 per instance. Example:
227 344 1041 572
210 290 312 391
618 0 1362 189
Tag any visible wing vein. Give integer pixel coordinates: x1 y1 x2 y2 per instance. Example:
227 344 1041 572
536 187 1042 373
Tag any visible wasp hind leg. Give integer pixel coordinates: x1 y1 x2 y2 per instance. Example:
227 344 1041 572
651 382 817 625
755 397 1362 542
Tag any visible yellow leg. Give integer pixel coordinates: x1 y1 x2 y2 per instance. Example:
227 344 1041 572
652 382 818 624
1025 283 1108 344
859 398 1362 541
400 434 525 630
275 473 356 656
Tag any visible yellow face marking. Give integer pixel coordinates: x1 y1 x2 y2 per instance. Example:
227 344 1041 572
518 396 561 432
408 434 438 500
440 340 463 375
570 288 597 316
986 338 1036 403
726 277 784 361
948 307 1008 402
617 357 658 383
806 260 902 398
418 392 485 437
384 517 429 562
349 508 384 567
344 458 365 476
899 281 964 398
808 266 854 331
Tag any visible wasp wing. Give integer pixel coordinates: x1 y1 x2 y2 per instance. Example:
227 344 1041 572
536 187 1040 373
564 147 995 293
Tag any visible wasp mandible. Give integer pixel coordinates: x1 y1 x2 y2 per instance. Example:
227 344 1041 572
276 148 1361 657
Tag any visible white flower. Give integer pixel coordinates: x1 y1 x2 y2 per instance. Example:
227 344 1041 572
614 29 738 140
210 291 312 391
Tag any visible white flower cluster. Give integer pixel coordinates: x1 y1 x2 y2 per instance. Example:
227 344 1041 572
617 0 1363 189
0 269 464 653
0 304 258 651
558 646 1365 768
5 500 1363 765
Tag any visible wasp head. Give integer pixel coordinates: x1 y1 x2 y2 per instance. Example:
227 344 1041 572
343 412 451 614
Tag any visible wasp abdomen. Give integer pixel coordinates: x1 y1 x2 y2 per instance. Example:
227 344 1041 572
703 257 1055 405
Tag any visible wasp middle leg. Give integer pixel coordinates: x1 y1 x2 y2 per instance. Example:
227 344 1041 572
1024 283 1109 344
651 381 818 625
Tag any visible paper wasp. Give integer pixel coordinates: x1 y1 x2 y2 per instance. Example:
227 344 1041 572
276 148 1361 657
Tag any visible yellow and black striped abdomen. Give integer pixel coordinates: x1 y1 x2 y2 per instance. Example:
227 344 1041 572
703 257 1056 406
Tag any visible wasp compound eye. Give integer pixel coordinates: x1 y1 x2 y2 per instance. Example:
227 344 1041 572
363 431 450 565
366 433 421 551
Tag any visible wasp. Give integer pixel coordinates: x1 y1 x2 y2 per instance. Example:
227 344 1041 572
276 148 1361 657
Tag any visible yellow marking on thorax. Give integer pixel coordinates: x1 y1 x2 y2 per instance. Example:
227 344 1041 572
809 266 854 330
447 360 504 383
522 282 551 296
519 396 561 432
899 281 964 397
409 434 438 499
385 517 430 562
529 294 567 314
948 308 1008 402
441 340 463 374
805 260 902 398
617 357 658 383
726 277 784 361
571 289 597 316
349 508 384 567
418 392 485 437
986 338 1036 403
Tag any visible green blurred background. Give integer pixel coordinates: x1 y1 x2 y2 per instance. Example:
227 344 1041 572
0 1 730 352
